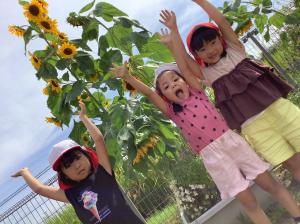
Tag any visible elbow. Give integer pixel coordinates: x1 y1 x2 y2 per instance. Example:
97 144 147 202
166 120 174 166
32 185 43 194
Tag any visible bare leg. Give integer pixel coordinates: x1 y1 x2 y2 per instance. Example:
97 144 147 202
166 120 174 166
283 154 300 183
255 171 300 218
236 188 271 224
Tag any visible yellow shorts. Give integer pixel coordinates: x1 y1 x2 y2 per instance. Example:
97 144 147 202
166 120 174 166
241 98 300 166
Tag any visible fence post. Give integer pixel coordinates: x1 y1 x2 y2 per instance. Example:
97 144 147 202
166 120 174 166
244 29 298 87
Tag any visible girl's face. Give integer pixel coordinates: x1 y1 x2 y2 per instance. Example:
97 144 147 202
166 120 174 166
195 36 224 65
158 71 189 104
61 151 92 182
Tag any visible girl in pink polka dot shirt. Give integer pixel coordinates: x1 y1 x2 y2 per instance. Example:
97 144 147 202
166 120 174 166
111 64 300 224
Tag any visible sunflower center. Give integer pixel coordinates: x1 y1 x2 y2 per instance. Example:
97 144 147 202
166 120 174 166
51 81 58 87
59 34 65 39
33 57 39 63
126 82 135 90
64 48 73 55
41 21 51 30
29 5 40 16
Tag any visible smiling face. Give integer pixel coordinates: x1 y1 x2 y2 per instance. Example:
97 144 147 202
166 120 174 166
61 150 92 182
195 36 224 65
157 70 190 104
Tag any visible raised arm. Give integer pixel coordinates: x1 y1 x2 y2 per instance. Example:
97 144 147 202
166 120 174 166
192 0 244 50
159 10 204 80
79 101 112 175
11 167 69 203
110 63 168 114
159 10 203 90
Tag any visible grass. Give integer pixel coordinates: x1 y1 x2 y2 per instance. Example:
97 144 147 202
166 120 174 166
44 205 81 224
44 202 180 224
146 203 181 224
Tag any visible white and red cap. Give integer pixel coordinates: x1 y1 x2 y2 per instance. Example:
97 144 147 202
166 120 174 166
48 139 82 171
153 63 181 89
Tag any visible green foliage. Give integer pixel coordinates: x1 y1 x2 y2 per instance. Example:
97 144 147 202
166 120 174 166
220 0 300 42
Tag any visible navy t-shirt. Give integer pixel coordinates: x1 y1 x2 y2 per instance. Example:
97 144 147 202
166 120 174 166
64 165 144 224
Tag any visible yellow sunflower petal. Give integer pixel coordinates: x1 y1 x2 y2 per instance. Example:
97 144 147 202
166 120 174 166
42 87 49 95
37 0 48 10
48 80 61 93
23 0 47 22
29 52 42 70
37 17 58 35
8 25 25 37
57 32 68 42
58 42 77 59
45 117 62 127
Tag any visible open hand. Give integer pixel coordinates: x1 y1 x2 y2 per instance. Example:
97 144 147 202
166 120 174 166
110 63 129 79
159 28 172 45
11 167 29 177
159 10 177 30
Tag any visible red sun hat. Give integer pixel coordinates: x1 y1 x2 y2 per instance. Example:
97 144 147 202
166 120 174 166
186 22 227 67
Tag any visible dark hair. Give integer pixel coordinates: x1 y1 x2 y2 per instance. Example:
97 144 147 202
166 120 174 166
156 70 184 113
57 148 93 186
190 27 220 52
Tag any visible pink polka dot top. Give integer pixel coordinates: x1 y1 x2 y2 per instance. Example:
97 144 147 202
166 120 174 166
166 87 229 154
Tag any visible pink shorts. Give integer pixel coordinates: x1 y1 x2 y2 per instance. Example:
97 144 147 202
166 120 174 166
200 129 270 199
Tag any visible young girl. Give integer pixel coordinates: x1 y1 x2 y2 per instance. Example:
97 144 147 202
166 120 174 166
160 0 300 184
12 101 145 224
111 57 300 223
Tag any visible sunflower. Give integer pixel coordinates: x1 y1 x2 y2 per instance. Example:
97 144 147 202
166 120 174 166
57 32 68 42
42 86 49 95
77 92 90 102
123 80 138 96
81 134 90 146
89 73 99 82
102 100 111 109
23 0 47 22
133 157 141 165
45 117 62 127
8 25 25 37
37 17 58 35
29 52 42 70
149 135 159 144
235 20 253 36
58 42 77 59
48 79 61 93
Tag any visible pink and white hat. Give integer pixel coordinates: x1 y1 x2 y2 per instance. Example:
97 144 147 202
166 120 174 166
153 63 181 89
48 139 82 171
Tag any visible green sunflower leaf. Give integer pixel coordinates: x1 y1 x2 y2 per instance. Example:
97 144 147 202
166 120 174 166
269 13 285 28
79 0 95 14
140 33 173 62
18 0 28 5
93 2 127 22
105 22 133 55
82 19 99 41
75 55 95 75
254 14 268 33
66 80 85 102
56 59 71 70
36 62 58 80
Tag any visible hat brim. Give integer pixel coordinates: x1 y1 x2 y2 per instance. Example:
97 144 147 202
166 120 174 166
52 146 83 171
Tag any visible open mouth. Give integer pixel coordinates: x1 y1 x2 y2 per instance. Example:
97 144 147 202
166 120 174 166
175 89 184 98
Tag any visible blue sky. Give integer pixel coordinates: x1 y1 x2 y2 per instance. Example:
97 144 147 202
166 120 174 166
0 0 220 211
